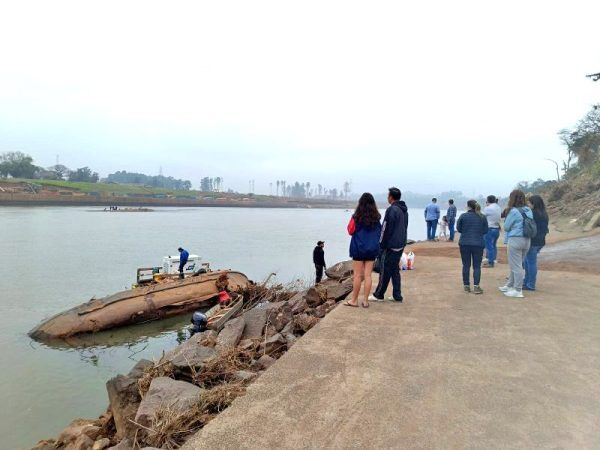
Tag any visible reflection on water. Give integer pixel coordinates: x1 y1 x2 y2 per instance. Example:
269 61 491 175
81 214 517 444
43 307 212 351
0 206 428 448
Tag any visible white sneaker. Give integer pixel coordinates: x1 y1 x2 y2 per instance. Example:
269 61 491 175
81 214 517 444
504 289 524 298
498 285 511 292
368 295 384 302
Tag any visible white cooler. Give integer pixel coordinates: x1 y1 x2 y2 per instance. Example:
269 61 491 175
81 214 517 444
162 254 201 275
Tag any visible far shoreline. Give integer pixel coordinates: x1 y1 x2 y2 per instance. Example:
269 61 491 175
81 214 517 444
0 195 355 209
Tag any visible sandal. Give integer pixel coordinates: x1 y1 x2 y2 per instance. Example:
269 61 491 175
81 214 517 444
361 302 369 308
344 301 359 308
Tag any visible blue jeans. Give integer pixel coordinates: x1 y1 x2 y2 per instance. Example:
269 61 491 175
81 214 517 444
523 245 543 289
448 220 456 241
426 220 438 240
484 228 500 265
459 245 484 286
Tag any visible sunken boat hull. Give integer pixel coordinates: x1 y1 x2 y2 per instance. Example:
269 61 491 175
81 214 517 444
29 270 249 341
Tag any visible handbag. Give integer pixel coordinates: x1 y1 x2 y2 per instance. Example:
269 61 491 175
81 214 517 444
373 252 383 273
373 256 381 273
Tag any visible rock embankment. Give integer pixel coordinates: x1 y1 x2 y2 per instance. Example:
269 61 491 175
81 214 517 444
30 261 354 450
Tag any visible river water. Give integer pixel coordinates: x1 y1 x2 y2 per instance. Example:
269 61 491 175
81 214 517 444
0 206 431 448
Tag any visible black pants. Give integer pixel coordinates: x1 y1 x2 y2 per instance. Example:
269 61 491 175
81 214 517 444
459 245 484 286
315 264 324 283
374 249 403 300
179 262 186 279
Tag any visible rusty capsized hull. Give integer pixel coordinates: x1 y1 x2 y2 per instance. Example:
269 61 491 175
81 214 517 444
28 270 249 341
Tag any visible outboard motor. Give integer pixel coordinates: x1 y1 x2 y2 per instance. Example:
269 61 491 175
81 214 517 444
189 311 208 336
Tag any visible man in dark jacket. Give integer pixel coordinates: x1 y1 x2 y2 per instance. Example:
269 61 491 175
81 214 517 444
178 247 189 279
313 241 326 283
372 187 409 302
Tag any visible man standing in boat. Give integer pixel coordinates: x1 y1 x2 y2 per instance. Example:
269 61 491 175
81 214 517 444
178 247 189 279
313 241 326 284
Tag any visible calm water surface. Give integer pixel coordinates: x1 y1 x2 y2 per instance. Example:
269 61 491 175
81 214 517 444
0 206 429 448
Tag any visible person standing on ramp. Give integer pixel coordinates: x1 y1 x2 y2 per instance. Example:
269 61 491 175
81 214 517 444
371 187 409 302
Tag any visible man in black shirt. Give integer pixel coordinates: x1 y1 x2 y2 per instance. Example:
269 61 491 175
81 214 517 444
313 241 326 283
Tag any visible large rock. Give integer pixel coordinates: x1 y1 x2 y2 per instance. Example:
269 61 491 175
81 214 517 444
280 321 294 335
31 440 56 450
314 304 327 318
57 420 101 446
304 286 326 307
293 313 319 333
135 377 202 428
162 331 216 369
241 307 267 340
127 359 154 379
65 434 94 450
233 370 257 383
92 438 111 450
288 292 308 315
325 299 337 313
584 211 600 231
325 260 353 280
215 316 245 351
258 333 287 356
106 375 141 440
254 354 276 370
265 302 292 331
107 438 132 450
320 279 353 301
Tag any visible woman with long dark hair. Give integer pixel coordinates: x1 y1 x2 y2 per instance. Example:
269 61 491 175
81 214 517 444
523 195 549 290
346 193 382 308
499 189 533 298
456 200 488 293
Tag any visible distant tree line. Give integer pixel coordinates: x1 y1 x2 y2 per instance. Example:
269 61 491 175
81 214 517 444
272 180 352 199
106 171 192 190
0 152 99 182
199 177 224 192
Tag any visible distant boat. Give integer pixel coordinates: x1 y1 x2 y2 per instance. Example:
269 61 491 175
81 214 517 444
97 207 154 212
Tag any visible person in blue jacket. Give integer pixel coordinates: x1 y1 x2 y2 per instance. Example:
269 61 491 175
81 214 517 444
424 198 441 241
345 193 382 308
498 190 533 298
456 200 488 294
178 247 189 279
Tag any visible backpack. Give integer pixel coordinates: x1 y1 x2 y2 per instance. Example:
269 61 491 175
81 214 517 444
518 208 537 238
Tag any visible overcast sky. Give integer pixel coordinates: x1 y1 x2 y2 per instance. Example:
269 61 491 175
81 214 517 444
0 1 598 196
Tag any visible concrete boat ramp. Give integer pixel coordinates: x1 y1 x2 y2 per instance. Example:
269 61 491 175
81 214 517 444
184 255 600 449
